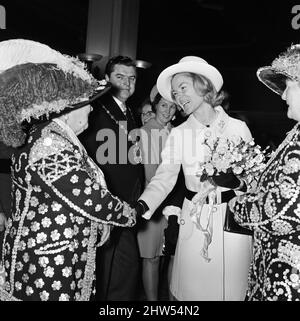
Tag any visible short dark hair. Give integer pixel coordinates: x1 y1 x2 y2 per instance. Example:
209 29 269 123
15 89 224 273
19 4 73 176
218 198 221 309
105 55 136 76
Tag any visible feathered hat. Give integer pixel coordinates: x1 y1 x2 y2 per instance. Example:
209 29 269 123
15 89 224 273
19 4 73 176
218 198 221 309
0 39 110 147
257 44 300 95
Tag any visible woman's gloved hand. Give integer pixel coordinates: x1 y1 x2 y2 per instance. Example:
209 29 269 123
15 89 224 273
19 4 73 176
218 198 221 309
211 172 246 191
133 200 149 217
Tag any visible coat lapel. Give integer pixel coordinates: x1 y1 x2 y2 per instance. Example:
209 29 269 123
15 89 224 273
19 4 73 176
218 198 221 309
99 94 137 131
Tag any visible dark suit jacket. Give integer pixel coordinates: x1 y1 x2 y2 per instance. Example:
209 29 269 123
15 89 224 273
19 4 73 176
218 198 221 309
79 92 144 300
79 93 144 205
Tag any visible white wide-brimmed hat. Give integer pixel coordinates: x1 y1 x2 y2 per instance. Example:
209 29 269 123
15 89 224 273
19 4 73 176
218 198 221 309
156 56 223 101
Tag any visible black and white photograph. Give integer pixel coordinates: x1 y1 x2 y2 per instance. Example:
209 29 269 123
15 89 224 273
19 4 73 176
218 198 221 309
0 0 300 313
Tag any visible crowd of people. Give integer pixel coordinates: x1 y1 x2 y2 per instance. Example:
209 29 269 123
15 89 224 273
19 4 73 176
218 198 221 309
0 38 300 301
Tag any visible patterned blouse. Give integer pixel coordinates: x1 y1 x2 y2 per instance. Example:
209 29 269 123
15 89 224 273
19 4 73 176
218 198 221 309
231 123 300 301
0 120 135 301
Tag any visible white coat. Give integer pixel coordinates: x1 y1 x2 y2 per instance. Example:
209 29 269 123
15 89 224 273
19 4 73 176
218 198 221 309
140 106 253 301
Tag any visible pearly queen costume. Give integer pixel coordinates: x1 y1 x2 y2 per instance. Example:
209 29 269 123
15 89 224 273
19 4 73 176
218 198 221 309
232 124 300 301
1 119 135 301
140 106 253 300
0 39 136 301
229 45 300 301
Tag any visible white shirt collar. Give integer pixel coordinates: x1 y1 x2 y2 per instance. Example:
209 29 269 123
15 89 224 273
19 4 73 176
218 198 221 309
112 96 126 113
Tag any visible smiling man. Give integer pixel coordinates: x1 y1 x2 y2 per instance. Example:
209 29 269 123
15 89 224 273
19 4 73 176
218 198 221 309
79 56 144 301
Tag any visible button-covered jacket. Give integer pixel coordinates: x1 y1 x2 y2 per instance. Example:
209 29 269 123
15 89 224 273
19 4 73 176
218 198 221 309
0 120 135 301
232 123 300 301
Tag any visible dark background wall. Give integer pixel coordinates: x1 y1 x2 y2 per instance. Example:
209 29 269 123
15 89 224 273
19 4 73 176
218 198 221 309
0 0 298 147
136 0 298 108
0 0 88 55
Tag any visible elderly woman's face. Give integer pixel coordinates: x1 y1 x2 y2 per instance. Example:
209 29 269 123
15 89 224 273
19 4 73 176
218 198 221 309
66 104 92 135
282 79 300 122
171 73 204 115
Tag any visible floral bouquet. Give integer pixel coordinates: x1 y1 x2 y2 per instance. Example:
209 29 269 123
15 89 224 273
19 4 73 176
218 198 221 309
196 136 271 185
190 135 270 261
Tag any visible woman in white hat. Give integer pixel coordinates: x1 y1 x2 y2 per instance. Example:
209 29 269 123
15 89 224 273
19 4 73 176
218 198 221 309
135 56 253 300
227 45 300 301
0 39 136 301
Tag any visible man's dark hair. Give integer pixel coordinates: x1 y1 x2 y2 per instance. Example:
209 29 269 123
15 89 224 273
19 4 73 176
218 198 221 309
105 55 136 76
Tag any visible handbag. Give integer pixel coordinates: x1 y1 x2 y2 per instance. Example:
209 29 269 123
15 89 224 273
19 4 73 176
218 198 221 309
223 205 253 236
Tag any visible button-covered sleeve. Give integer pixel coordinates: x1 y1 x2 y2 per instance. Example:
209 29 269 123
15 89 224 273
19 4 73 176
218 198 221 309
231 138 300 235
28 132 135 227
